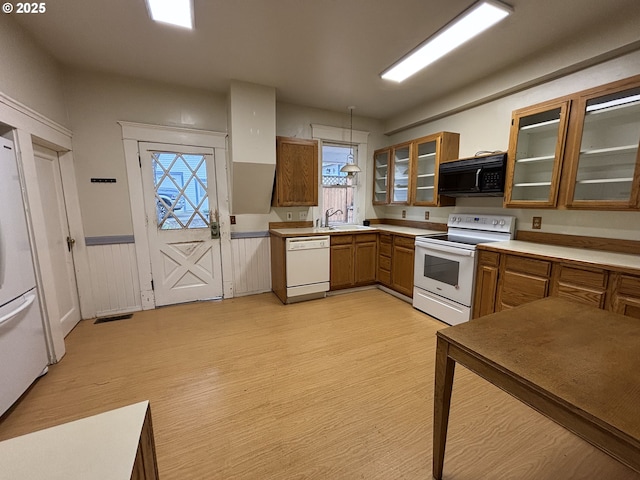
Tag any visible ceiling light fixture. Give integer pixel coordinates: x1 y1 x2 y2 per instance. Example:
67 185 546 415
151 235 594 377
146 0 194 29
381 0 512 83
340 106 361 178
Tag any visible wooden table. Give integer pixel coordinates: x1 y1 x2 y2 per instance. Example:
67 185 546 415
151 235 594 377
433 297 640 479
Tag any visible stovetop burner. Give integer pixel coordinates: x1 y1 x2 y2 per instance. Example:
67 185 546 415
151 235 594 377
425 234 489 246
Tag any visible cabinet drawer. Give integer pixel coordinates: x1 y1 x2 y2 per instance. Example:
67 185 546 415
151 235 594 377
355 233 378 243
393 235 415 249
379 242 392 256
379 233 392 245
378 255 391 271
331 234 353 246
377 268 391 285
617 275 640 297
504 255 551 277
478 250 500 267
500 271 549 307
555 284 606 309
557 265 607 289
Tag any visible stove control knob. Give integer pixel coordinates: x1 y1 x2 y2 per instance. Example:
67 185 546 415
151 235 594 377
499 219 506 226
492 219 498 225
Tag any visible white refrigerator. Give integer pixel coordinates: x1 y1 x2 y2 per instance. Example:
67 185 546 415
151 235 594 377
0 136 48 416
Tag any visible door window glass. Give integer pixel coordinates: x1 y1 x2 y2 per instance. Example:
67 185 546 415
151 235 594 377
152 152 209 230
423 254 459 286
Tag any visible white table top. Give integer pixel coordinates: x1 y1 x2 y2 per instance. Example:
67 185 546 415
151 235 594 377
0 401 149 480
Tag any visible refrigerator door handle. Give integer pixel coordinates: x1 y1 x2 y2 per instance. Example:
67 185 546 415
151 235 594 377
0 293 36 328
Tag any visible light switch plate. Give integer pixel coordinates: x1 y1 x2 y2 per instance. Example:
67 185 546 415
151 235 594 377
286 212 293 221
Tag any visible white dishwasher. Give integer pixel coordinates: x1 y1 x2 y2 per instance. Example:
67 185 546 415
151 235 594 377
286 236 330 301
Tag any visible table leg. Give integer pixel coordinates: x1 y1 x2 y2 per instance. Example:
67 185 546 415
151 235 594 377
433 336 455 480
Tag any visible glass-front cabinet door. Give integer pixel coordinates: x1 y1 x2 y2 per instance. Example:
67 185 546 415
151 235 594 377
412 136 438 205
372 148 390 205
504 101 570 207
566 80 640 208
391 142 411 204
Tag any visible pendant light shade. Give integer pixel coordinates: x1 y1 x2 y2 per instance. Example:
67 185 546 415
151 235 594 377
340 106 361 178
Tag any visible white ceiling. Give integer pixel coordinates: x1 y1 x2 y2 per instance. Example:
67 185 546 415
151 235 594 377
12 0 640 120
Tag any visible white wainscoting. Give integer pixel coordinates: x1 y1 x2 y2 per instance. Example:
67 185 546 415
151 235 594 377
85 236 270 316
231 235 272 297
87 243 142 316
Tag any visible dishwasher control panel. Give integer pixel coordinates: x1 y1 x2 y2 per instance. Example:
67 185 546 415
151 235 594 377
286 236 330 250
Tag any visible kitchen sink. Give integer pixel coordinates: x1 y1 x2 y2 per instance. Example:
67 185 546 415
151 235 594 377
333 224 374 231
312 225 376 233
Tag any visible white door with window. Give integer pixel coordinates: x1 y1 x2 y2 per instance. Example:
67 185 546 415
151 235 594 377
140 142 223 306
33 145 81 336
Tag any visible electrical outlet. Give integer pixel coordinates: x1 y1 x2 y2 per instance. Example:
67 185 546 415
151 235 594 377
230 215 236 225
286 212 293 221
532 216 542 229
402 210 406 219
299 212 307 220
424 211 430 220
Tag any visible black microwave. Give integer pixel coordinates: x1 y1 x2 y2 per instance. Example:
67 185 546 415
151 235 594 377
438 152 507 197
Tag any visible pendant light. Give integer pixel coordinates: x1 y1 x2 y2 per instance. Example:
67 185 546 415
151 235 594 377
340 106 361 178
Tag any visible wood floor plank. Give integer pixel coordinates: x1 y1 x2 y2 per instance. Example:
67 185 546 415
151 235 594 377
0 290 638 479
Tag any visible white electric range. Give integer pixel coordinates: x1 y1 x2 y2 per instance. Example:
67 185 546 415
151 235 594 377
413 214 516 325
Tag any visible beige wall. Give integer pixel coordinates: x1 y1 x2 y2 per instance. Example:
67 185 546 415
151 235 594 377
63 69 386 236
64 68 228 237
0 16 67 126
229 102 386 232
374 50 640 241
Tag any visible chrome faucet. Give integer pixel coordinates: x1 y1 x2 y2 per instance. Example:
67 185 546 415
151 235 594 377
324 208 343 227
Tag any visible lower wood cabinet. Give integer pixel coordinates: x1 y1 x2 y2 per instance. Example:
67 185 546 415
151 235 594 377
330 231 415 297
473 251 500 318
473 247 640 321
330 233 377 290
497 255 551 310
330 235 354 290
550 263 608 308
377 234 392 286
609 273 640 320
391 236 415 297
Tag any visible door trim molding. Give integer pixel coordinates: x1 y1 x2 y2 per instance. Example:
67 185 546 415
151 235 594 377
120 122 233 309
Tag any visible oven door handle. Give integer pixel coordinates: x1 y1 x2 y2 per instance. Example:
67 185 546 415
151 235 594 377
416 243 474 257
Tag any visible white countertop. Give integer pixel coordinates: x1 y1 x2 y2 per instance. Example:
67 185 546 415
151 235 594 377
0 401 149 480
270 224 443 237
483 240 640 273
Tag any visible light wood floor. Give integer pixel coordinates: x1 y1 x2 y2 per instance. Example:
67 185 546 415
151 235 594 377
1 289 638 479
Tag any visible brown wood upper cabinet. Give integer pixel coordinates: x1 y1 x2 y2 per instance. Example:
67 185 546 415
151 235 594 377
562 76 640 210
372 132 459 206
504 100 570 208
372 149 391 205
272 136 318 207
504 74 640 210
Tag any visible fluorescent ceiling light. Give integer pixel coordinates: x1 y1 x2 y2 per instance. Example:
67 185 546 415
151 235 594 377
381 0 512 83
146 0 193 29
